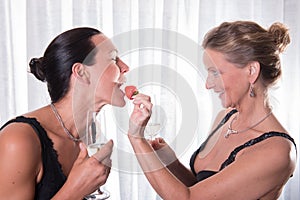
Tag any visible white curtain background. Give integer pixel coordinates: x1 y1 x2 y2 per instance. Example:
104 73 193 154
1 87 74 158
0 0 299 199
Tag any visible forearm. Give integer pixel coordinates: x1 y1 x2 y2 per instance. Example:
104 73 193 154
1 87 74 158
166 160 197 187
128 135 191 200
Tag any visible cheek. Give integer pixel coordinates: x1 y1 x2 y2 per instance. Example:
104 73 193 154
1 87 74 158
216 78 224 87
97 65 119 84
97 65 120 94
214 76 225 89
224 79 248 102
105 64 120 82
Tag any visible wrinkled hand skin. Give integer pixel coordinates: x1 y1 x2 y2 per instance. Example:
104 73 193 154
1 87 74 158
149 138 178 166
128 93 152 138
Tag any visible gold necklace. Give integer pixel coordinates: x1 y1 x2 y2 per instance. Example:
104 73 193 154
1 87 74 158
225 111 272 138
50 103 80 142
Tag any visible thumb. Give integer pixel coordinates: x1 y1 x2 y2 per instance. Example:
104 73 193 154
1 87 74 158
92 140 114 162
77 142 88 161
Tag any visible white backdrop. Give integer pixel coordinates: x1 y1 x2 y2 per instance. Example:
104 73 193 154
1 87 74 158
0 0 299 199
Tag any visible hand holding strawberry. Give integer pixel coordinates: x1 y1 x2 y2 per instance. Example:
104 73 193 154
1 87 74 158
125 87 152 138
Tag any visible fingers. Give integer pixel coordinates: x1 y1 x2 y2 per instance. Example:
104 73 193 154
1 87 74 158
103 158 112 168
128 93 153 138
152 137 165 145
94 158 112 176
149 137 166 150
132 93 153 124
133 94 153 111
92 140 114 162
156 137 166 144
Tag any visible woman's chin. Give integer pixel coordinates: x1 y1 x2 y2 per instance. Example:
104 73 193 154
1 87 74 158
111 91 126 107
220 99 228 108
111 99 126 107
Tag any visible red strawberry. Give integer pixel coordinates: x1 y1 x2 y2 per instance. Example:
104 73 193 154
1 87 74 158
125 86 139 100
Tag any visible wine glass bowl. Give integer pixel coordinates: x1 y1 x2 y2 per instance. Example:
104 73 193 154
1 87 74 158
144 95 164 140
144 117 162 140
84 110 110 200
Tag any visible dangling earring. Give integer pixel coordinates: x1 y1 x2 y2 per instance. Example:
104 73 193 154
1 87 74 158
249 84 255 97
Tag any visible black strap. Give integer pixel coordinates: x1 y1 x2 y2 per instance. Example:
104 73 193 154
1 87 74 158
199 109 237 152
190 109 237 175
0 116 48 171
220 131 297 170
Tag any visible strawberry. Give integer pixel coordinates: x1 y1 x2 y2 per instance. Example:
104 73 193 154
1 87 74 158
125 85 139 100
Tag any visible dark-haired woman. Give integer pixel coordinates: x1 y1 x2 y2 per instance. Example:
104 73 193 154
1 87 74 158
128 21 297 200
0 27 129 199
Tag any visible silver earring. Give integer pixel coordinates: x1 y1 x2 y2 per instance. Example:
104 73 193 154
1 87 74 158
250 84 255 97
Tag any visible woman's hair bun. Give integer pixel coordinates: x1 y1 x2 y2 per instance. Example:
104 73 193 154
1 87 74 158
29 57 46 82
268 22 291 53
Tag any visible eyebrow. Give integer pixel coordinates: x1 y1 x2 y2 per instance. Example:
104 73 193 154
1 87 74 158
207 67 217 71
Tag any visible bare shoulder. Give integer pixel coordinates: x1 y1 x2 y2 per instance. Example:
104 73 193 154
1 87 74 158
0 121 42 198
237 132 297 187
191 132 297 199
0 121 42 168
255 132 296 171
0 120 41 151
211 108 235 128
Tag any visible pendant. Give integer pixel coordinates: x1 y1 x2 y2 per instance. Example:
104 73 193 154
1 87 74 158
225 128 238 138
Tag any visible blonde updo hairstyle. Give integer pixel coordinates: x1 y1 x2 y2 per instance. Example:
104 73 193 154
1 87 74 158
202 21 290 87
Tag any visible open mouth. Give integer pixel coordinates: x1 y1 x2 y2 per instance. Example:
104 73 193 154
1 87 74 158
117 82 124 88
117 82 126 94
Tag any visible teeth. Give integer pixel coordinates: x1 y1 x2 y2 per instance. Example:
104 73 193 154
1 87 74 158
119 83 125 91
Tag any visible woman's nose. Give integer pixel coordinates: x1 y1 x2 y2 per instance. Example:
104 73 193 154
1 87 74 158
205 77 215 89
117 58 129 73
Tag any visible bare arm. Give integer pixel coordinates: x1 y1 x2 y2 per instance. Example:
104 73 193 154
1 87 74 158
128 94 193 199
0 123 42 199
166 160 197 187
150 138 197 186
129 136 193 199
0 123 113 200
146 109 233 187
129 131 296 199
128 95 296 200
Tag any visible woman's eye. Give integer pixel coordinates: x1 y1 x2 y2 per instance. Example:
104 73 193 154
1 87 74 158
212 70 220 76
208 70 220 77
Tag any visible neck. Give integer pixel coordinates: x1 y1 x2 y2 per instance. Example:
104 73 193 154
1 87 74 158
227 95 272 132
235 90 271 119
50 102 81 141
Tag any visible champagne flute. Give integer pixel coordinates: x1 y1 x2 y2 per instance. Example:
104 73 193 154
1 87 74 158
84 110 110 200
145 95 162 140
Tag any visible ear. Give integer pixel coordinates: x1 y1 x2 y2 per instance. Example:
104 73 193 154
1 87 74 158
72 63 90 84
248 61 260 84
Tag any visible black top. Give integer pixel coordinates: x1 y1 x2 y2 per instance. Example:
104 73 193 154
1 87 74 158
189 111 297 183
0 116 66 200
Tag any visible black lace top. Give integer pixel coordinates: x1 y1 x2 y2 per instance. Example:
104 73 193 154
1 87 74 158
0 116 66 200
189 110 297 183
